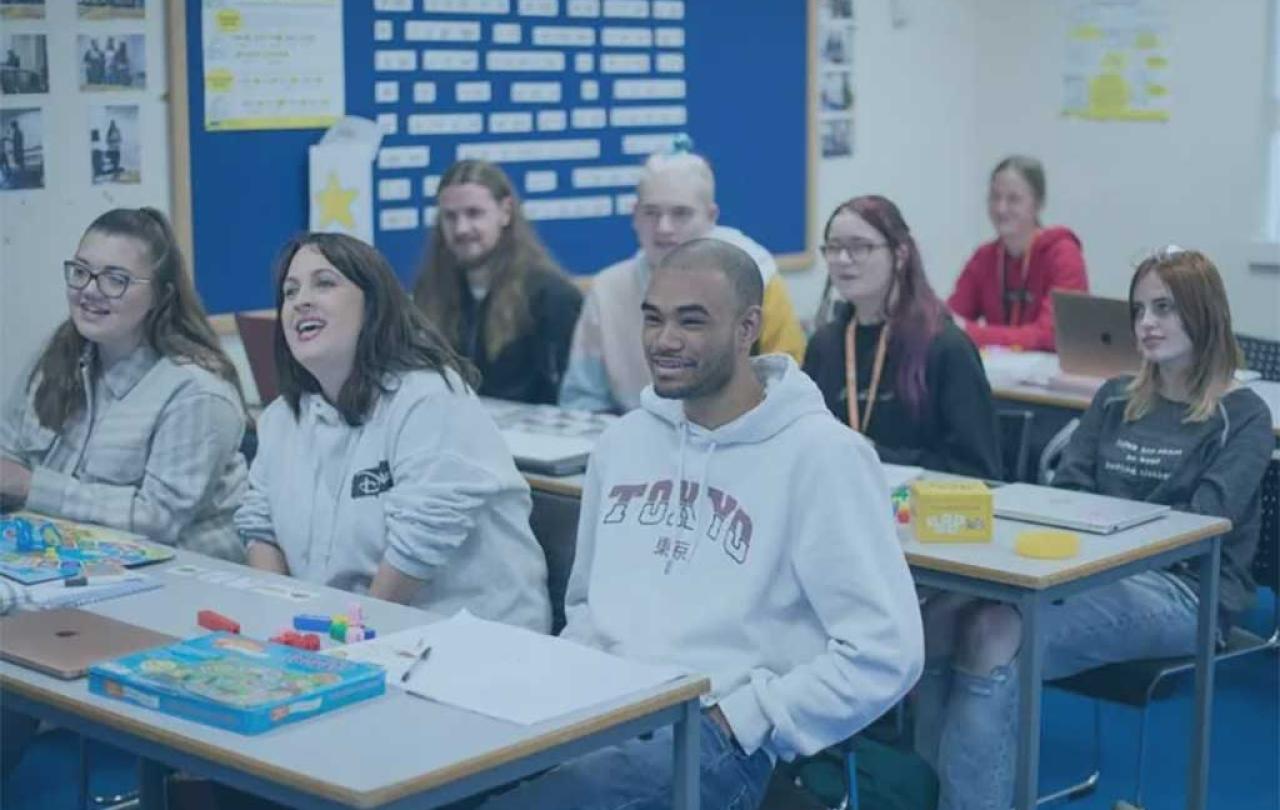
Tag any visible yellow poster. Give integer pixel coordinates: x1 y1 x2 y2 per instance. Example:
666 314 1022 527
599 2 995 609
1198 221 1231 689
1062 0 1170 123
202 0 345 132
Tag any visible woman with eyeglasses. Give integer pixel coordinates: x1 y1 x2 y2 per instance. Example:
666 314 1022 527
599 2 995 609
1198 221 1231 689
915 248 1271 810
802 195 1001 478
0 207 249 561
947 155 1088 351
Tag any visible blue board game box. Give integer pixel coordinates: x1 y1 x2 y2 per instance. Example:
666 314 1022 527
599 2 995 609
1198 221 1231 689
89 633 386 734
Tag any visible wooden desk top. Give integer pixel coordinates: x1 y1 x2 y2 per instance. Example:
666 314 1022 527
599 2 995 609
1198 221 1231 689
0 550 708 809
901 510 1229 590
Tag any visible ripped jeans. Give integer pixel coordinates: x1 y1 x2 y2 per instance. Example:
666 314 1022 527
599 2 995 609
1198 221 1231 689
913 570 1200 810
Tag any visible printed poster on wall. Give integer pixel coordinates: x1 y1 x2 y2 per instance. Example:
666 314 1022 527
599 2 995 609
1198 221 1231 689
202 0 344 132
1062 0 1170 122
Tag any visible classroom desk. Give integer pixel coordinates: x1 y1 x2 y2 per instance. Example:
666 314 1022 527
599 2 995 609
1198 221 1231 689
517 461 1229 810
0 550 709 810
984 351 1280 441
901 511 1229 810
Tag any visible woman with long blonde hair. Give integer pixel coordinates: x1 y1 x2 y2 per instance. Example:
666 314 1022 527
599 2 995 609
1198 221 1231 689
915 248 1272 810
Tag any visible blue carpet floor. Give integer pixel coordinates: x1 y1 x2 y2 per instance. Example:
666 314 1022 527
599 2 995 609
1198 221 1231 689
3 593 1276 810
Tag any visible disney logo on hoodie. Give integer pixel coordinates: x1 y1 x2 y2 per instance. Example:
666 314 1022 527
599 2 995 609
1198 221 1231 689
351 461 393 499
603 479 753 571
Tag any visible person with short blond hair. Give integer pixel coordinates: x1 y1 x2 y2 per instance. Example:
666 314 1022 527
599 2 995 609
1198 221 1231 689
559 149 807 413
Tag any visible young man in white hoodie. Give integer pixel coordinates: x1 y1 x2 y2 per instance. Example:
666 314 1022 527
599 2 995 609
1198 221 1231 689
482 238 924 810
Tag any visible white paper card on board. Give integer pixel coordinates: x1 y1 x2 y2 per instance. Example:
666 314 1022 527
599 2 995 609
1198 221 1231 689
511 81 561 103
423 50 480 71
405 21 481 42
567 0 600 16
601 53 650 74
379 207 420 232
457 138 600 162
424 0 510 12
493 23 523 44
536 109 567 131
655 27 684 47
377 145 431 169
603 0 648 18
525 170 558 192
374 50 417 72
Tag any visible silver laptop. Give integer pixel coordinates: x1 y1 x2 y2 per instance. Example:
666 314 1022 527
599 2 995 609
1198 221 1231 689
994 483 1170 535
1053 291 1142 379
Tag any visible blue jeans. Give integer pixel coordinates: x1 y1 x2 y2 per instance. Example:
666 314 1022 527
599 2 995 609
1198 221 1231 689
913 570 1199 810
480 713 774 810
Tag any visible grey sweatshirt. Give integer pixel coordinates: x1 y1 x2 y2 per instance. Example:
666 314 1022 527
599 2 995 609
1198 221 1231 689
1054 376 1273 618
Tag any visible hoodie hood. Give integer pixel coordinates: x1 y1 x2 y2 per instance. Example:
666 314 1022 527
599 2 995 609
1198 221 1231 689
639 354 831 446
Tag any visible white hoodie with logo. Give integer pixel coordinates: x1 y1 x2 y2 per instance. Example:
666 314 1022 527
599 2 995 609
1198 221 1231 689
235 369 550 633
562 355 924 761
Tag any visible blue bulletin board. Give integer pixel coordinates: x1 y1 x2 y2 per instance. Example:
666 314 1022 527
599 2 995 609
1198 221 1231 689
175 0 815 315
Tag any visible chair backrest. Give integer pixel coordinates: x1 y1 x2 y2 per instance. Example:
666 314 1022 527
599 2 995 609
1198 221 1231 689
1252 461 1280 638
996 409 1034 483
1037 418 1079 485
235 312 279 405
527 491 581 634
1237 333 1280 382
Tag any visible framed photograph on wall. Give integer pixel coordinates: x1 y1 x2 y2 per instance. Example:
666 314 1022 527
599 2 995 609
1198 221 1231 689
90 104 141 184
1 33 49 95
78 33 146 91
0 107 44 190
78 0 144 20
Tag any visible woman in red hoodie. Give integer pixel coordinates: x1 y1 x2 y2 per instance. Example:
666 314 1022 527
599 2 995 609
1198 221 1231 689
948 155 1088 351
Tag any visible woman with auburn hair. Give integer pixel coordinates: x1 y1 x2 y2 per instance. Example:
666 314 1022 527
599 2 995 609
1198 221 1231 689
0 207 248 560
413 159 582 404
802 194 1001 478
238 232 550 633
916 248 1272 810
948 155 1088 351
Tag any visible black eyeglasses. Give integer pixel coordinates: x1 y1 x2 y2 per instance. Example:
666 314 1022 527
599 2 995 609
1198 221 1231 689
820 241 888 262
63 260 152 299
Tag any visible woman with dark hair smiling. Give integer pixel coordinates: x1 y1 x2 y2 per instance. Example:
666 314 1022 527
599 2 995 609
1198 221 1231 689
802 195 1001 479
236 232 550 633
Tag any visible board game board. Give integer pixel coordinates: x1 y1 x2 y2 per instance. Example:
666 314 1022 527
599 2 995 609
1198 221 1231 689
0 513 174 585
90 633 386 734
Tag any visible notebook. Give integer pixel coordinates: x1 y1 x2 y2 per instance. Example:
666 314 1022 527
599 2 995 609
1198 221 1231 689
993 483 1170 535
0 608 173 679
1052 291 1142 379
500 430 595 476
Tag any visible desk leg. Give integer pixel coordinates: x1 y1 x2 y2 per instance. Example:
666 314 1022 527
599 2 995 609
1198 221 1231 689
1014 592 1044 810
1187 537 1221 810
138 758 169 810
672 698 700 810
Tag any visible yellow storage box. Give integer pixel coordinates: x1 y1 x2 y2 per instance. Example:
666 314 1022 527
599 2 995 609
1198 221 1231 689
910 480 993 543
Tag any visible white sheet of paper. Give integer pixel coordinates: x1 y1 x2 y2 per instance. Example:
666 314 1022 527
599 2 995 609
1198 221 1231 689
338 612 686 725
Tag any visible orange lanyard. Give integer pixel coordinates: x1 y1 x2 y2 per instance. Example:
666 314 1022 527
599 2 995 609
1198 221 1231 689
996 229 1038 326
844 321 890 434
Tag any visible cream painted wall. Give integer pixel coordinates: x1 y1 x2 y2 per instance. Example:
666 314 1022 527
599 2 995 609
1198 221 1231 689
789 0 985 325
0 1 172 396
968 0 1278 338
788 0 1279 340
